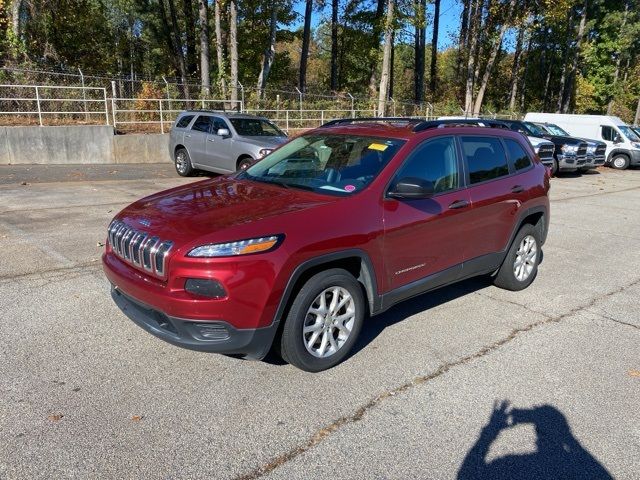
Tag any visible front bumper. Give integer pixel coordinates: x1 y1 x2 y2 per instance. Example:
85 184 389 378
557 153 587 171
111 286 278 359
581 154 605 169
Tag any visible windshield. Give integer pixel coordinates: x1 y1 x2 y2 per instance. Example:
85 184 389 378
239 134 406 196
230 118 286 137
522 122 548 137
618 125 640 142
543 124 570 136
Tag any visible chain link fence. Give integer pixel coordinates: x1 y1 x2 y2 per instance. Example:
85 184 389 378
0 66 518 133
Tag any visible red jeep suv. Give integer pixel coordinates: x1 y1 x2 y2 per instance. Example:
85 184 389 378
103 118 550 372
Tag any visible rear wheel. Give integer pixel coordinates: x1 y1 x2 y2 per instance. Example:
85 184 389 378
611 154 630 170
279 269 365 372
174 148 194 177
493 224 541 291
551 158 559 176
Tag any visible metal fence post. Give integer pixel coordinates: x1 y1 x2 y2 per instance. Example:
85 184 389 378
321 110 324 126
111 81 117 130
426 102 433 120
159 99 164 134
103 88 109 125
35 86 43 126
390 97 396 117
78 67 89 121
237 81 245 112
162 76 171 112
295 87 303 115
347 92 354 117
286 110 289 132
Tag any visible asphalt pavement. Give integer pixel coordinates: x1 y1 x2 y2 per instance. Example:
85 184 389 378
0 164 638 479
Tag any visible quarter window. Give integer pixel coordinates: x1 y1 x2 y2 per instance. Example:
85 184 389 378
192 115 213 133
504 139 532 171
395 137 459 193
176 115 194 129
460 136 510 184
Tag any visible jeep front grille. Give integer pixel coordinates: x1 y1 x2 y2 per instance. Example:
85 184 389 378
107 220 173 278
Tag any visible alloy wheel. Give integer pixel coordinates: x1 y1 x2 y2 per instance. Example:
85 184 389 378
513 235 538 282
176 151 188 174
303 287 355 358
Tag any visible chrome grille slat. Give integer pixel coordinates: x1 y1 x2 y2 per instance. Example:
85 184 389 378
107 221 172 279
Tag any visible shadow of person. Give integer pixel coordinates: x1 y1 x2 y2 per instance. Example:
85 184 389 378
458 401 613 480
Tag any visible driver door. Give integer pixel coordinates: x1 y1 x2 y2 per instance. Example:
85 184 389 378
382 136 472 292
204 116 235 172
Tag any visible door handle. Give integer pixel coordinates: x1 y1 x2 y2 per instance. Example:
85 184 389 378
207 138 215 142
511 185 525 193
448 200 469 210
185 134 192 138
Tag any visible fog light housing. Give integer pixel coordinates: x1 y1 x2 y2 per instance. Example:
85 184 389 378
185 278 227 299
194 323 230 340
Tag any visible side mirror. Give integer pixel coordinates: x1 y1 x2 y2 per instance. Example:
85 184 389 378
613 134 623 144
217 128 230 137
388 177 434 200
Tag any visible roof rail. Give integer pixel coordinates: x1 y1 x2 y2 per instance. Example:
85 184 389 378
320 117 425 128
412 118 510 132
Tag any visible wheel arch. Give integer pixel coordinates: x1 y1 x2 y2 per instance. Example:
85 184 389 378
506 206 548 252
607 149 630 163
236 153 254 169
272 250 380 327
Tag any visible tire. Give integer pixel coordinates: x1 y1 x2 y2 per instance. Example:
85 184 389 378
610 154 630 170
550 158 559 177
493 224 541 291
237 157 253 171
174 148 194 177
279 268 365 372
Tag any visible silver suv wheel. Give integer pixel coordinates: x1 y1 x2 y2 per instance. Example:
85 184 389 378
175 150 188 174
513 235 537 282
303 287 355 358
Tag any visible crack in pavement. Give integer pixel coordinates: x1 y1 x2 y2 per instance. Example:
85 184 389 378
552 185 640 202
233 276 640 480
592 311 640 331
0 262 101 284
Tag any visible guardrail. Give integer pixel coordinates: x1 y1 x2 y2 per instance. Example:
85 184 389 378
0 84 108 126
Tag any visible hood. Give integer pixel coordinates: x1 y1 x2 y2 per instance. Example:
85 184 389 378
115 176 333 247
542 134 585 146
241 136 288 148
577 137 605 147
528 136 554 147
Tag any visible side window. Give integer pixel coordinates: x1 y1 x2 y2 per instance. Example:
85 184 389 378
460 136 510 184
176 115 194 129
211 116 229 132
504 139 532 171
395 137 459 193
191 115 213 133
601 126 615 141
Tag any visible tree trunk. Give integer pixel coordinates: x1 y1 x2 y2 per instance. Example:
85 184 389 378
464 0 482 113
330 0 339 91
229 0 239 108
519 35 532 112
389 31 395 100
556 8 574 113
414 0 426 103
11 0 23 40
182 0 198 75
607 0 628 114
158 0 180 75
167 0 191 100
377 0 394 116
472 0 516 116
429 0 441 98
368 0 386 96
199 0 210 95
562 0 588 113
214 0 228 99
508 26 525 111
456 0 471 81
299 0 313 92
634 97 640 126
257 6 277 97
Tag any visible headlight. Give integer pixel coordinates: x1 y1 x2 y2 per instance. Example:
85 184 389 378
258 148 273 159
586 145 596 154
561 144 579 154
188 235 283 257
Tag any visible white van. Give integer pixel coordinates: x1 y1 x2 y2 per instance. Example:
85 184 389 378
524 113 640 170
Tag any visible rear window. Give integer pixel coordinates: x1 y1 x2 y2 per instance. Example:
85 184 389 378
505 139 532 171
176 115 194 129
460 136 510 184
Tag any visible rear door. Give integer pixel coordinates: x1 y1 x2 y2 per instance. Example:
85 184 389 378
461 135 527 262
186 115 214 165
382 136 472 291
204 116 235 172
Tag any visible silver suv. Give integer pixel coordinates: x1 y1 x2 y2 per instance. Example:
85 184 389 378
169 111 288 176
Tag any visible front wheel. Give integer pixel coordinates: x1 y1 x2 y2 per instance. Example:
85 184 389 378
237 157 254 171
551 158 559 176
174 148 194 177
493 224 541 291
611 154 630 170
279 269 365 372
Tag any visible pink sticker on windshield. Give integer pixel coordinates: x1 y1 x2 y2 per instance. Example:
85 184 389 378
344 185 356 192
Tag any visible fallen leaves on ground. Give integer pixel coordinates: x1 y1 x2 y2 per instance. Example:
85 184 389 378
628 369 640 378
48 414 64 421
131 415 144 422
